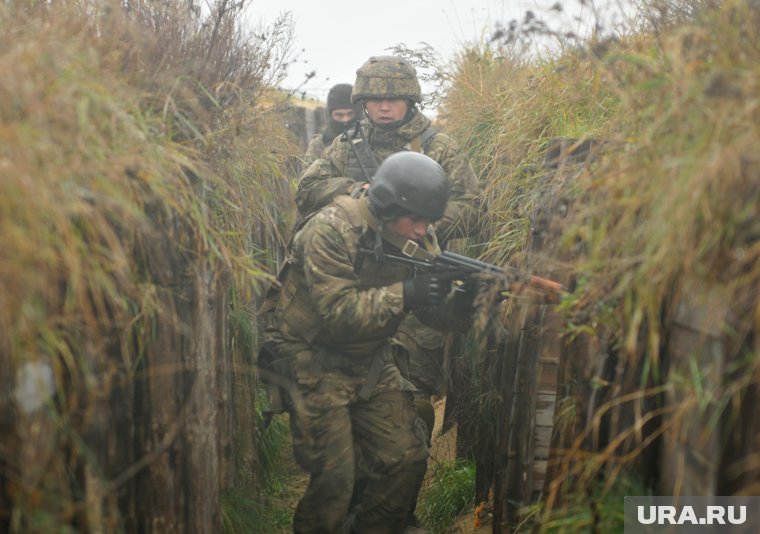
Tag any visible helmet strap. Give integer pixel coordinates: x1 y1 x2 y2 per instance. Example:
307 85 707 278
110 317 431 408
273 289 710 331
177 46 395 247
373 224 385 261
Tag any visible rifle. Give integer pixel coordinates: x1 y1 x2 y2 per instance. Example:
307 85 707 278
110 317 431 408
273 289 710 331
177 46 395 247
343 119 565 303
360 246 565 304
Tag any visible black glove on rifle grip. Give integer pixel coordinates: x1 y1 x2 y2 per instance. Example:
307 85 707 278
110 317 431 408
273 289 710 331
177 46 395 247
403 271 462 310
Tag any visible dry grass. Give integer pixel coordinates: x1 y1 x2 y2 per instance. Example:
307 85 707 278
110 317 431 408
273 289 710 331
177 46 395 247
441 0 760 528
0 0 298 529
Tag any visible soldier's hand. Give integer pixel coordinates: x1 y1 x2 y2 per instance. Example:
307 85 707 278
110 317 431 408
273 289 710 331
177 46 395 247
452 278 479 313
403 271 462 309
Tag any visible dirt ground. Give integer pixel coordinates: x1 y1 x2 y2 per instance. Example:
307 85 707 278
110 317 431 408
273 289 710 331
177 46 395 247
273 398 492 533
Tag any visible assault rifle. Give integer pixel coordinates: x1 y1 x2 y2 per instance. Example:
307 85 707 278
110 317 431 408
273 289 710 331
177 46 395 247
360 246 566 304
343 119 564 303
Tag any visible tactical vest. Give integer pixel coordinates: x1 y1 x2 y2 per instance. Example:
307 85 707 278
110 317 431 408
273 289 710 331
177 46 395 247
275 196 439 355
344 126 439 182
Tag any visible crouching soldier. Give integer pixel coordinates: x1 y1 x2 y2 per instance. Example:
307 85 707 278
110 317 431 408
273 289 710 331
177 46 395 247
260 152 474 533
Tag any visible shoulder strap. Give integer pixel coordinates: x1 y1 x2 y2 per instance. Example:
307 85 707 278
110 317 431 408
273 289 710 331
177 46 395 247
409 127 439 154
420 127 439 152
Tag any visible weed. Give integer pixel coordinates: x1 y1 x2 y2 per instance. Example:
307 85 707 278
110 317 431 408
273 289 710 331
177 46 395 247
221 488 290 534
521 473 648 533
418 459 476 534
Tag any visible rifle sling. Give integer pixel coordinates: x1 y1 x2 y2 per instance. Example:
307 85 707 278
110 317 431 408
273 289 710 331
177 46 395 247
350 127 379 179
345 125 438 181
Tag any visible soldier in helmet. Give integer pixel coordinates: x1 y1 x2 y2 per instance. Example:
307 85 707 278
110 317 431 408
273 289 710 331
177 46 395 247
296 54 485 529
304 83 363 165
297 55 482 245
261 152 474 534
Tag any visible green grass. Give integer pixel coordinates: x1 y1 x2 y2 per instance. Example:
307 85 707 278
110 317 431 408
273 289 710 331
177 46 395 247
221 488 291 534
440 0 760 512
222 407 292 534
418 459 476 534
520 473 649 533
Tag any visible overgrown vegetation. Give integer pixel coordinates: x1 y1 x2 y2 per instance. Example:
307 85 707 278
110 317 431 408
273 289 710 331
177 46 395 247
0 0 298 530
3 0 759 531
222 410 291 534
418 459 477 533
519 473 648 533
439 0 760 530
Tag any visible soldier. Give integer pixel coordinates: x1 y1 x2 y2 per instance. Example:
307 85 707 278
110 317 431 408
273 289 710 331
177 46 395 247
296 55 485 529
303 83 362 165
261 152 474 533
297 55 482 245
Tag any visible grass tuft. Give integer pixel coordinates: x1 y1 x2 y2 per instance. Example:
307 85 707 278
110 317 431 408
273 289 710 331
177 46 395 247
418 459 476 534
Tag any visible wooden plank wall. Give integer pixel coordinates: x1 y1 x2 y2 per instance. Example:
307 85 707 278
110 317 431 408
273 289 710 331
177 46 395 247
493 138 596 532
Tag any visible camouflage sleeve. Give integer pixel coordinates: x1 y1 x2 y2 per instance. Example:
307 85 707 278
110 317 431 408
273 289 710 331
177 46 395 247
296 141 355 219
301 210 405 339
425 133 485 243
303 134 324 166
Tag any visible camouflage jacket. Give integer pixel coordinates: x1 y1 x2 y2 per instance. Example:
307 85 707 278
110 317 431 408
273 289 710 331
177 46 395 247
303 133 327 166
266 196 470 363
296 110 483 244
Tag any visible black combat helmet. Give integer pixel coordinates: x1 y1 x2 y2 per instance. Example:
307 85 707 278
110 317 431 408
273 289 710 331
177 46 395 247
368 152 449 221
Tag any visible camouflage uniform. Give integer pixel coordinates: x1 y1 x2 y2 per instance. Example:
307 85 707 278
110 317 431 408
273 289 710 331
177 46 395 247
296 57 483 421
263 193 468 534
304 133 328 166
297 108 482 245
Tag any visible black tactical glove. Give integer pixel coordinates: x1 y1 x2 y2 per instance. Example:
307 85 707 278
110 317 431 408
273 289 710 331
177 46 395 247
452 278 479 313
403 271 462 310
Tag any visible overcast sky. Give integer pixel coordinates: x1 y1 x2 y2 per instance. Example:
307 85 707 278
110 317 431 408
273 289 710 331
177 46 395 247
247 0 626 104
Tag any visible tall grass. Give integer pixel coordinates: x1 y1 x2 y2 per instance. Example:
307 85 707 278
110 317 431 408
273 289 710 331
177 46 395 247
418 459 476 534
0 0 298 529
441 0 760 528
222 409 291 534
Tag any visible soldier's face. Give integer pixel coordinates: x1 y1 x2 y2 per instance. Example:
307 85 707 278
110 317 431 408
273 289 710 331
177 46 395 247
386 215 431 241
364 98 408 125
330 108 356 123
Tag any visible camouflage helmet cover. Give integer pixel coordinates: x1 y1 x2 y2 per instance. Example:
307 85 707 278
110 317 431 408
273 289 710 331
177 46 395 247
352 55 422 104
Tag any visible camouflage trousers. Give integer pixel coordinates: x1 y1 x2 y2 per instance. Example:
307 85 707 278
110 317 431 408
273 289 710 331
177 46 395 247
289 358 428 534
394 314 447 441
394 314 446 399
